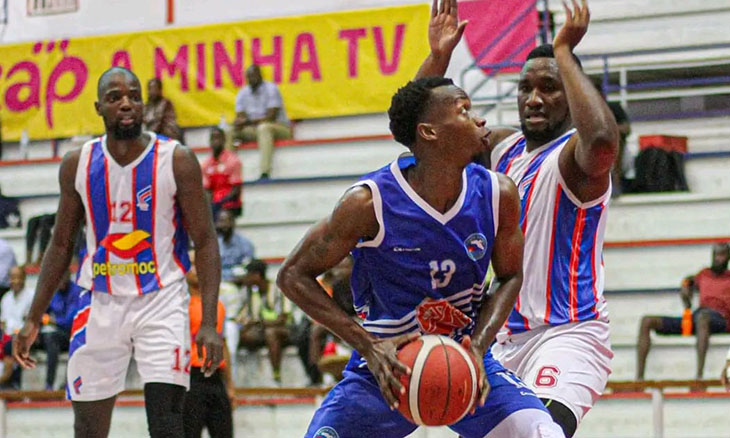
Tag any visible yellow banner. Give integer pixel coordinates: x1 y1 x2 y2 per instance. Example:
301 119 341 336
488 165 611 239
0 4 429 141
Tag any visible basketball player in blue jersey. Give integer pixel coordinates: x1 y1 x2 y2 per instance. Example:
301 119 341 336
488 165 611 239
417 1 618 436
278 76 565 437
13 67 223 438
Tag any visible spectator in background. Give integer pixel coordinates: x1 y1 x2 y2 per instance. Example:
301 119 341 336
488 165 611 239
238 259 293 385
184 252 233 438
1 266 34 335
41 268 83 390
143 78 181 141
25 213 54 266
0 237 17 297
231 65 291 179
215 209 253 379
637 242 730 380
0 328 20 390
202 128 243 218
216 210 254 282
0 187 20 229
296 256 355 386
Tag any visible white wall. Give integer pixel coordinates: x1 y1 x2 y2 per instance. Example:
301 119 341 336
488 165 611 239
0 0 425 44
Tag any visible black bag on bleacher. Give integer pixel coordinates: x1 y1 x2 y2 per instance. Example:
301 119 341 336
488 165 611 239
632 147 689 193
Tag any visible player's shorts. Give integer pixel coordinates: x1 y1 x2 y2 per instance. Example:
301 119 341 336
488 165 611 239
492 320 613 425
657 307 728 334
306 354 564 438
66 281 191 401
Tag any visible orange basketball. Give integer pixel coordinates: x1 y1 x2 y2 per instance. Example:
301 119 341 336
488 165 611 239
395 335 480 426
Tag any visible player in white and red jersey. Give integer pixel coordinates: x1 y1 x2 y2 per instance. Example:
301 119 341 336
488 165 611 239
13 67 223 438
416 1 617 436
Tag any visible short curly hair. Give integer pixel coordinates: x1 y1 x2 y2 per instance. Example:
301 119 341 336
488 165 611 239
526 44 582 70
388 76 454 148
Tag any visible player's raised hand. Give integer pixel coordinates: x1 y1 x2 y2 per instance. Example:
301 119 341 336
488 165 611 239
553 0 590 52
13 321 40 369
362 332 419 410
428 0 468 59
196 325 224 377
461 336 489 412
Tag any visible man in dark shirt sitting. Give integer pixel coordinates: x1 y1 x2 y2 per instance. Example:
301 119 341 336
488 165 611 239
637 243 730 380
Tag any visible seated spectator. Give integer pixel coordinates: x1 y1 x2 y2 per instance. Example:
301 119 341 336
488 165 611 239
231 65 291 179
0 187 20 229
202 128 243 218
216 210 254 283
0 237 16 298
41 269 83 390
215 209 253 379
0 327 20 390
143 78 181 141
1 266 34 335
290 256 355 386
25 213 55 266
184 252 234 438
637 242 730 380
238 259 295 385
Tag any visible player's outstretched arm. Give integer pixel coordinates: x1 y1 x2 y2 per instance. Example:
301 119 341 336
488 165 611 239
555 0 618 201
13 150 85 369
173 145 224 376
415 0 517 161
277 186 416 409
469 174 523 405
415 0 467 79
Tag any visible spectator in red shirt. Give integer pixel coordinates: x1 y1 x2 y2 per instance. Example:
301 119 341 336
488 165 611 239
637 242 730 380
201 127 243 218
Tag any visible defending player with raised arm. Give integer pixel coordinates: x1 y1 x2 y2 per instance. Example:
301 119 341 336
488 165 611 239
278 77 565 438
417 1 617 436
13 67 222 438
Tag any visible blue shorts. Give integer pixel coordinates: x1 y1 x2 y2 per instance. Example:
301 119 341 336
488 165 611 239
306 355 551 438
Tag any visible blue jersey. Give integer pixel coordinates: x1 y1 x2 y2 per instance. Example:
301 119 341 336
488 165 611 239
348 155 501 368
307 155 555 438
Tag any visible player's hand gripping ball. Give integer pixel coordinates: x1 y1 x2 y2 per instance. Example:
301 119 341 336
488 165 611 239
395 335 480 425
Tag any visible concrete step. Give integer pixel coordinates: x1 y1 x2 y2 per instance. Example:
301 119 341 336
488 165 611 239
610 339 730 381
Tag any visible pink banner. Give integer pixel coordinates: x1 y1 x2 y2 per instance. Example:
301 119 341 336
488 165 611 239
460 0 538 74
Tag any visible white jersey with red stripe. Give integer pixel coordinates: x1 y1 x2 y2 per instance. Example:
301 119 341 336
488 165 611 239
75 132 190 296
490 129 610 337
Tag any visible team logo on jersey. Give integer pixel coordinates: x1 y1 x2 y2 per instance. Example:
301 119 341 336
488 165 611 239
94 230 156 276
416 298 472 335
464 233 488 261
100 230 152 258
136 185 152 211
314 426 339 438
73 376 83 395
517 173 537 200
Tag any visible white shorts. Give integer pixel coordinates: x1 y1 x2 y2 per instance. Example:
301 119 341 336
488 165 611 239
491 320 613 424
66 281 191 401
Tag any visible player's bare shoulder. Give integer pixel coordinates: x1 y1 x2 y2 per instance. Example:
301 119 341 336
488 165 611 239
171 142 203 181
58 148 83 188
332 184 380 240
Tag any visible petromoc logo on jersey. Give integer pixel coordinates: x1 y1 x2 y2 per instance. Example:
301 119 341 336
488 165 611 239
416 298 472 336
314 426 339 438
464 233 488 261
93 230 156 276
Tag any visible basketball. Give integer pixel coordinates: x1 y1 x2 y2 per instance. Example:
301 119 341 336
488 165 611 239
395 335 480 426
